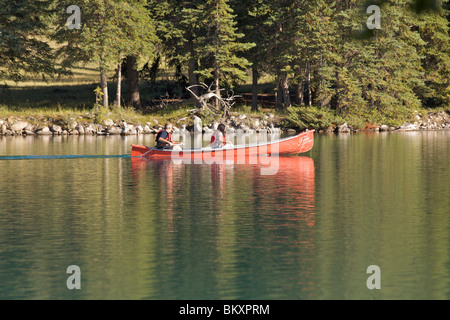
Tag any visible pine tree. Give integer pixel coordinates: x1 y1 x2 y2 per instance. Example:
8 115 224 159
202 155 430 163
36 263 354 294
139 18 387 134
289 0 339 107
232 0 272 111
150 0 204 96
53 0 157 108
196 0 254 109
0 0 56 81
414 0 450 107
264 0 295 109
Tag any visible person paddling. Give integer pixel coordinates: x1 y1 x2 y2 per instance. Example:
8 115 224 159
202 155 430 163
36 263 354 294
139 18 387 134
210 124 232 149
155 123 179 149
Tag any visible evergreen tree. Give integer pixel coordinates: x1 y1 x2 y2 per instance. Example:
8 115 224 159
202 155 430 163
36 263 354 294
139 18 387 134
326 0 426 120
53 0 157 108
290 0 339 107
233 0 272 111
264 0 295 109
0 0 56 81
196 0 254 109
415 1 450 107
150 0 204 96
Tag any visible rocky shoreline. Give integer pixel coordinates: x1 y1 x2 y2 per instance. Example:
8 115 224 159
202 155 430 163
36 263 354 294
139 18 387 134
331 110 450 133
0 110 449 137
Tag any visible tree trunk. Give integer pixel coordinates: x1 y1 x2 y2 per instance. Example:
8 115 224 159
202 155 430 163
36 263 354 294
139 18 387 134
214 64 220 109
188 42 200 108
282 72 291 107
307 61 312 106
187 39 198 95
276 68 290 109
251 64 258 111
126 55 141 109
100 72 108 107
295 80 305 105
100 52 108 108
276 67 283 109
116 54 122 108
188 60 198 95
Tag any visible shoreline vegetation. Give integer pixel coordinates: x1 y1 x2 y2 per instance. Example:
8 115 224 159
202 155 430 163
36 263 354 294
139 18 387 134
1 102 449 137
1 80 449 137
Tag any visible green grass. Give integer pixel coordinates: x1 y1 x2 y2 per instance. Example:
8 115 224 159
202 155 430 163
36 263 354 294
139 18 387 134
4 64 443 130
0 63 283 128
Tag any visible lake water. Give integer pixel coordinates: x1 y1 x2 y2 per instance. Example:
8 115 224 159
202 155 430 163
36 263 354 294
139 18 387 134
0 131 448 300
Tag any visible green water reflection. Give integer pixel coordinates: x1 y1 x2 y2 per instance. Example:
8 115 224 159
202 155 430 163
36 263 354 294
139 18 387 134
0 131 448 299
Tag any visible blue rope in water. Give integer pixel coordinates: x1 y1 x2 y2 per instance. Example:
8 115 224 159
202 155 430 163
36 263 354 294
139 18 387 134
0 154 131 160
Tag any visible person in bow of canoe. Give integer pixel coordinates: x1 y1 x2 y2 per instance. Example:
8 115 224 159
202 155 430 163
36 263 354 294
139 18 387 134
210 124 232 149
155 123 180 149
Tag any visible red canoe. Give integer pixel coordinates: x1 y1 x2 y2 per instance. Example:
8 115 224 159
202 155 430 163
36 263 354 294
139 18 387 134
131 130 314 160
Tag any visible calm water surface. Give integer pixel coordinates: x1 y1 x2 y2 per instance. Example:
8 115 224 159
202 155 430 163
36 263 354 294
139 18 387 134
0 131 448 300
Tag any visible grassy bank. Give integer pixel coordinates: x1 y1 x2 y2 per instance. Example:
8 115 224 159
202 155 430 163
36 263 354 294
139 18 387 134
1 65 448 132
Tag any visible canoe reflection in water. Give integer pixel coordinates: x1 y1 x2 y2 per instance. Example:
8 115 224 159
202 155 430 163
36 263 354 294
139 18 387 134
131 155 315 226
131 155 316 297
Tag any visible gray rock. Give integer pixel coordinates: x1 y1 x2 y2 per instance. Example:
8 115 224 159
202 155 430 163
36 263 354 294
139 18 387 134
143 125 152 134
24 123 35 131
379 125 389 132
193 116 202 133
69 121 78 130
239 123 249 131
1 124 7 134
238 114 246 120
286 128 297 135
85 125 95 135
50 125 62 133
24 130 35 135
405 123 419 131
107 126 122 135
69 129 79 135
75 124 85 134
93 124 104 132
136 125 144 134
251 120 260 129
125 124 136 135
103 119 114 127
338 123 351 133
37 126 52 135
11 121 28 132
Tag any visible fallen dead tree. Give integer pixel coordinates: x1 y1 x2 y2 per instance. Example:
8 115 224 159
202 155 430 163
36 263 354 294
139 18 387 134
186 83 242 119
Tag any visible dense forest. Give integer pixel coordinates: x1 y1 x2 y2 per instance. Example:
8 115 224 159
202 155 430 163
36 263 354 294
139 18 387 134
1 0 449 125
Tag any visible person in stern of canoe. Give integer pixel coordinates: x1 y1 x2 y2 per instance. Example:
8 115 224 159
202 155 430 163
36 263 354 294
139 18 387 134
155 123 181 150
210 124 232 149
